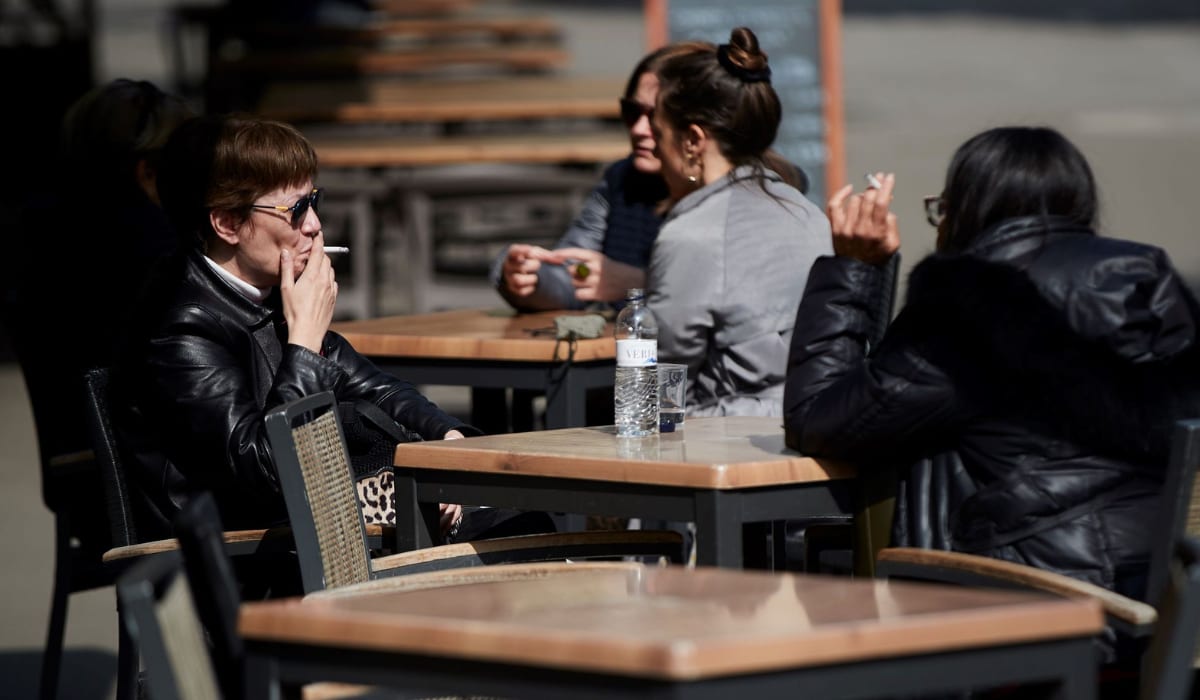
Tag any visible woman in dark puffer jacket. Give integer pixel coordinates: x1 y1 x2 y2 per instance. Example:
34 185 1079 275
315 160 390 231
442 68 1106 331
784 126 1200 604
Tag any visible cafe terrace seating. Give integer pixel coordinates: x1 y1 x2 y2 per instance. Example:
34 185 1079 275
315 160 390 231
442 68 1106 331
117 477 1200 700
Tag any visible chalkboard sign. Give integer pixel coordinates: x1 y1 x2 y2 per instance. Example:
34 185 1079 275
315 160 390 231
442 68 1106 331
664 0 837 204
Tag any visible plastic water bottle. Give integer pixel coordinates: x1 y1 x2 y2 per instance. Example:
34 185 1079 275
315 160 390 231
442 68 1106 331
614 288 658 437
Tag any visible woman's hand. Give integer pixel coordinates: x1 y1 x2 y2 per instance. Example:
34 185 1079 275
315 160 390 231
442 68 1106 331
443 429 465 440
542 247 645 303
501 244 550 298
281 243 337 353
439 503 463 536
826 172 900 265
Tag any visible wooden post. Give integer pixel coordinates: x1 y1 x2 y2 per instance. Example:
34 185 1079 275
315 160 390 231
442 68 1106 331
819 0 846 193
644 0 669 51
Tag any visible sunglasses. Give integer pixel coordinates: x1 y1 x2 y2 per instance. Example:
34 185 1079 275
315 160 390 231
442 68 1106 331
250 188 322 228
923 195 946 227
618 97 653 128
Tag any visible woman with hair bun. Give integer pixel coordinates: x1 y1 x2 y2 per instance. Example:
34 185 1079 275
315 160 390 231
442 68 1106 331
646 27 831 417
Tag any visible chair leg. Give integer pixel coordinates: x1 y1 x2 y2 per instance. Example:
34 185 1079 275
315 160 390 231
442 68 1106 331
115 597 139 700
39 514 71 700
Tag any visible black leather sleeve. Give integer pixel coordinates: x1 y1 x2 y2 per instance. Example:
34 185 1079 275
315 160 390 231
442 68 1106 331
321 332 476 439
783 255 971 464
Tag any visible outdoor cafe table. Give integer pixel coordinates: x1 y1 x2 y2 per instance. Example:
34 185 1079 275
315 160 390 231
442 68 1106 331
332 308 614 430
391 416 858 567
238 562 1103 699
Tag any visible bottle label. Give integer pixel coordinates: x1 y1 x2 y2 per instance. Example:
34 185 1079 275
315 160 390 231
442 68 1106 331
616 339 657 367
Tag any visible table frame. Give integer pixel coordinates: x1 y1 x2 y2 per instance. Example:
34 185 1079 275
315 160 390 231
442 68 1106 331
243 636 1096 699
392 467 856 568
371 356 614 430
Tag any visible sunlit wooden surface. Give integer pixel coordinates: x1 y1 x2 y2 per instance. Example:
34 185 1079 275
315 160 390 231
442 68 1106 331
392 416 855 489
258 76 622 124
332 308 615 362
373 0 480 16
311 130 628 168
240 563 1103 681
220 45 570 76
246 16 563 44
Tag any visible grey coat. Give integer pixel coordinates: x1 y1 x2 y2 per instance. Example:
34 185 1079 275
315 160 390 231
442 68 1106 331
648 166 831 417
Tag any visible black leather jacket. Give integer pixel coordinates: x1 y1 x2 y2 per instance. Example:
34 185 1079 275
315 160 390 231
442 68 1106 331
114 249 471 538
785 216 1200 598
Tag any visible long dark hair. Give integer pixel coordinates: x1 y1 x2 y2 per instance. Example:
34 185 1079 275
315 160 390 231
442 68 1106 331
939 126 1098 252
654 27 804 192
158 114 318 250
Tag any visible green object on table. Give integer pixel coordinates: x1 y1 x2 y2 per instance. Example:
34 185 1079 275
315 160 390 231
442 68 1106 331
554 314 606 340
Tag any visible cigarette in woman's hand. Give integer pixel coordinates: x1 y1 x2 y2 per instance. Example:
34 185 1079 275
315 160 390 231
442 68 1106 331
864 173 884 190
325 246 349 255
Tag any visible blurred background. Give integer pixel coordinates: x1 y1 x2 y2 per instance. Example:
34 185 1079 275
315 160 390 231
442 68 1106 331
1 0 1197 697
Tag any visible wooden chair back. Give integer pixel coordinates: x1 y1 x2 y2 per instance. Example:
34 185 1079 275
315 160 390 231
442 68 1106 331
116 552 223 700
265 391 373 593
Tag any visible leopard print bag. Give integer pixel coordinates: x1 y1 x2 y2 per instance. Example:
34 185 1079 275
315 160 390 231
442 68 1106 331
338 400 423 526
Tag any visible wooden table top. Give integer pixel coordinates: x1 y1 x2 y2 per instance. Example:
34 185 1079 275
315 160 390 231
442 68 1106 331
332 308 615 362
374 0 479 16
239 562 1104 681
257 76 622 124
244 16 562 44
311 129 628 168
220 44 570 76
392 416 855 489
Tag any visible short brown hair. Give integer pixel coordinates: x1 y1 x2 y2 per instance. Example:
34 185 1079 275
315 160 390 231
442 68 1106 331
158 114 319 249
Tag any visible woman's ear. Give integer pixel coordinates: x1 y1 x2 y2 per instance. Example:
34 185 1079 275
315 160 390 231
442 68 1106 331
210 208 241 247
685 123 708 156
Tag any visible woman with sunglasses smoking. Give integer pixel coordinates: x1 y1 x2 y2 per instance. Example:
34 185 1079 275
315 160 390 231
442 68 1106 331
111 115 496 541
643 27 830 417
784 126 1200 620
490 42 707 310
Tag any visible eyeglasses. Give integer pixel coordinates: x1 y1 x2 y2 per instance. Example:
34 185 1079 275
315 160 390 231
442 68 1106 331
618 97 653 128
923 195 946 227
250 188 322 228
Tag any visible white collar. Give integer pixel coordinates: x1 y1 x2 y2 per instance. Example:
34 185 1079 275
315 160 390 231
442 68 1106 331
201 255 272 304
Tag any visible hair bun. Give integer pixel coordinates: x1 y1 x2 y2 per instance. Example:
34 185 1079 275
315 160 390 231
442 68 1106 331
718 27 771 83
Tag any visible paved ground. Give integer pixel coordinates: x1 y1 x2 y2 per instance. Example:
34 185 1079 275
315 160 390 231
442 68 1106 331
1 4 1197 698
